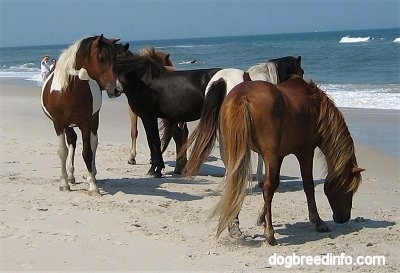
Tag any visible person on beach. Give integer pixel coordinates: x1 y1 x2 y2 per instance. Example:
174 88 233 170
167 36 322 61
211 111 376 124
40 55 51 81
49 58 57 71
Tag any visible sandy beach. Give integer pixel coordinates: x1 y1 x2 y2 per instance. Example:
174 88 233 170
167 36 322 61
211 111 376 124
1 80 399 272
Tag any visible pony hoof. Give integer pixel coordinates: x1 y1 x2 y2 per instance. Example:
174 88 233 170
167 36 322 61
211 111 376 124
88 189 101 197
228 229 243 239
316 223 331 233
59 185 71 192
228 220 243 239
128 159 136 165
265 237 278 246
147 167 162 178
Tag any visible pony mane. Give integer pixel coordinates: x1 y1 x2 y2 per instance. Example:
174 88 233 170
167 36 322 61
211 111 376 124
308 81 361 192
247 62 279 84
139 47 173 67
139 47 157 57
52 36 116 91
117 51 167 78
53 38 83 90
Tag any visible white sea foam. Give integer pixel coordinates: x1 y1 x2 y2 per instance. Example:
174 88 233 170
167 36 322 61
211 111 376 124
0 62 42 82
393 37 400 43
321 83 400 110
339 36 371 43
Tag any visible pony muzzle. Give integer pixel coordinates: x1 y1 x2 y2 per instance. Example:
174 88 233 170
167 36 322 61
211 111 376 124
333 212 351 224
104 79 123 98
116 78 123 92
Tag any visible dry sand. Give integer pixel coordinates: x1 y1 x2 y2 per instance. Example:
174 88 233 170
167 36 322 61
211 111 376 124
1 81 399 272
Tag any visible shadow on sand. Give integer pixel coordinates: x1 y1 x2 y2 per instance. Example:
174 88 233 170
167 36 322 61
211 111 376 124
222 218 395 247
96 173 218 201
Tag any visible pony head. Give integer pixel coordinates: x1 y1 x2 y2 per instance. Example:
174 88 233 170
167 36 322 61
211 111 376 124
324 165 364 223
115 42 131 57
115 46 173 88
293 56 304 78
79 35 123 97
269 56 304 81
139 47 173 68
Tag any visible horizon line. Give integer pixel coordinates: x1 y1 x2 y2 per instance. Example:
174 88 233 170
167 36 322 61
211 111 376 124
1 26 399 49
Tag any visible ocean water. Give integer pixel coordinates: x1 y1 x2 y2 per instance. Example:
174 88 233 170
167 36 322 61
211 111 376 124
0 28 399 110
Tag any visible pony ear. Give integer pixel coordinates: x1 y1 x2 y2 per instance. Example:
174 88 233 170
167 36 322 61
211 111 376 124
94 34 104 48
109 38 121 44
352 166 365 173
166 53 170 59
297 56 302 63
124 43 130 51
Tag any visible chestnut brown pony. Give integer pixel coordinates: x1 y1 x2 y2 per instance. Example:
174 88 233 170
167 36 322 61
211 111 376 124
210 77 364 245
41 35 122 196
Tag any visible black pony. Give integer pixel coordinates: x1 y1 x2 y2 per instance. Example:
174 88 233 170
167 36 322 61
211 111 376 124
116 51 220 177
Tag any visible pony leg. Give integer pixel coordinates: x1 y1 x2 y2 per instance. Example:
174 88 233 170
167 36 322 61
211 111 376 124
256 153 264 187
173 122 188 174
90 132 98 176
227 215 243 239
81 127 100 196
57 133 70 192
65 127 77 184
128 107 138 165
297 153 330 232
261 156 282 246
142 118 165 178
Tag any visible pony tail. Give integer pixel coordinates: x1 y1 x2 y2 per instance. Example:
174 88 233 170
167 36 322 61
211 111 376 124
212 96 252 238
182 78 227 176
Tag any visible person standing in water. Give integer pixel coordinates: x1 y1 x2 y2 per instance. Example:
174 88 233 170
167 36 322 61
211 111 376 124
40 55 51 82
49 58 57 71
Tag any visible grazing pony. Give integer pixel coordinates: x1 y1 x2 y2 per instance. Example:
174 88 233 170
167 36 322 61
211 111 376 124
116 52 220 177
41 35 122 196
182 56 304 180
212 77 364 245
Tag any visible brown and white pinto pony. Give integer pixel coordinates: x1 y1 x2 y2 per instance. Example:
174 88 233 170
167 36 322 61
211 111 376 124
210 77 364 245
41 35 122 196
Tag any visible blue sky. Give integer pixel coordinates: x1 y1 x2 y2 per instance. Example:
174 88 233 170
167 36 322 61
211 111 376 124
0 0 399 47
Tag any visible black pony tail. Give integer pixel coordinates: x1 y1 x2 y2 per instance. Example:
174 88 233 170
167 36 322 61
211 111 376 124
183 78 227 176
